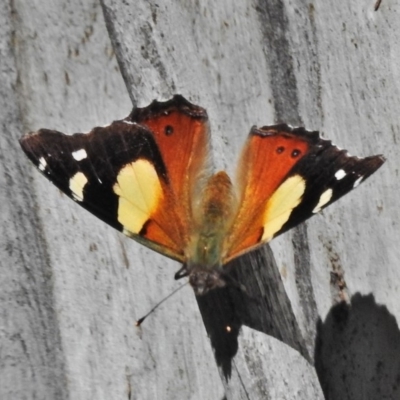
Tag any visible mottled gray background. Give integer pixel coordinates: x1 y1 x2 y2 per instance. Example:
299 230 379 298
1 0 398 399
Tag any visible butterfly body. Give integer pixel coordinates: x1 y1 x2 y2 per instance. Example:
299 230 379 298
185 171 237 294
20 95 385 295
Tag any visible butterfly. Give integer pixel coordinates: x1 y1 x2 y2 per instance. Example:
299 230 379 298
20 95 385 295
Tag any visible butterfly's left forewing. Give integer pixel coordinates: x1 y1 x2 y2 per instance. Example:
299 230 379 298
224 124 385 262
20 96 211 262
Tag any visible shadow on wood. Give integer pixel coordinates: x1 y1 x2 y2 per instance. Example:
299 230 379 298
315 293 400 399
197 244 311 379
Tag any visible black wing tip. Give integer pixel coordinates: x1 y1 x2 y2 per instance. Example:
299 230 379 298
128 94 208 122
20 128 64 142
369 153 386 164
19 129 40 144
377 154 386 164
19 130 41 155
362 154 386 174
19 129 66 157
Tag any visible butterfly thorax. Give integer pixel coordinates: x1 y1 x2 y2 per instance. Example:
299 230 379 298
185 171 237 295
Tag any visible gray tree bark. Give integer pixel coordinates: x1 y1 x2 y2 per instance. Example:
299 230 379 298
1 0 398 399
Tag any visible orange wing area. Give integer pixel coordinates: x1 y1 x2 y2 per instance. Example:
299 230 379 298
224 126 309 260
128 95 211 257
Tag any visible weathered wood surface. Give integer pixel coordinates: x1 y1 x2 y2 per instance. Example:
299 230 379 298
1 0 399 399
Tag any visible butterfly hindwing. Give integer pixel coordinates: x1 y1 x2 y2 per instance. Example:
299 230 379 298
19 96 211 262
224 124 385 262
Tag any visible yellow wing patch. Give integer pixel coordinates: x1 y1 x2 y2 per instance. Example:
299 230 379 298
312 188 333 213
262 175 306 241
69 172 88 201
113 159 163 234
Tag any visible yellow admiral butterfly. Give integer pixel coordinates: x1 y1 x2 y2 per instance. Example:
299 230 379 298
20 95 385 295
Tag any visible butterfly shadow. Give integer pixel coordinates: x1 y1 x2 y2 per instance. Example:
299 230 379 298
196 244 311 379
314 293 400 400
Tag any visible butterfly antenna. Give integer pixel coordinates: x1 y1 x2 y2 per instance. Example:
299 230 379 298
136 281 190 326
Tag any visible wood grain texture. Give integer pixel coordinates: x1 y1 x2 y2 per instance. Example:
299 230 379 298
0 2 68 398
2 0 399 399
1 0 223 399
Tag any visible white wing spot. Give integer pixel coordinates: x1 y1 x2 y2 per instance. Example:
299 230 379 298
353 176 363 188
335 169 346 180
72 149 87 161
38 157 47 171
313 188 333 213
123 120 136 125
